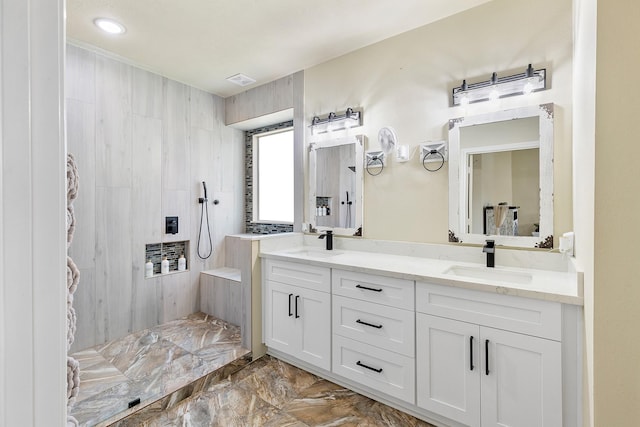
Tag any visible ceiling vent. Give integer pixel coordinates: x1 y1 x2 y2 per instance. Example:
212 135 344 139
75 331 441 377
226 73 256 87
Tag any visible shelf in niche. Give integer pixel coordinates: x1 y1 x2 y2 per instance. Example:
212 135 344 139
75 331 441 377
145 269 191 280
145 240 190 278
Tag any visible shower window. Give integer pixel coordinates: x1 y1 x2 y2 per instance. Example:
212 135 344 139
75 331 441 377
252 127 294 224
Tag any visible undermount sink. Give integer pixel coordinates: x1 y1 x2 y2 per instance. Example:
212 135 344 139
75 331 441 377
443 265 533 285
284 248 343 258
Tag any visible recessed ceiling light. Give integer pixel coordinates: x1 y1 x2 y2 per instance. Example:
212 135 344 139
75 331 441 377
226 73 256 87
94 18 126 35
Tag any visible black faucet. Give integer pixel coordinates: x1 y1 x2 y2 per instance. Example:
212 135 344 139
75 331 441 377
483 240 495 268
318 230 333 250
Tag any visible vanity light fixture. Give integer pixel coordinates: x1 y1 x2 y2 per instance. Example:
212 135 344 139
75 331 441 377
452 64 546 106
93 17 126 35
310 108 361 135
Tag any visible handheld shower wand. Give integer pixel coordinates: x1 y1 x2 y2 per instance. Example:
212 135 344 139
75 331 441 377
197 181 213 259
199 181 208 204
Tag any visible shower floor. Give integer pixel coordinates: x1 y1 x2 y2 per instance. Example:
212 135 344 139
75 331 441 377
69 313 251 427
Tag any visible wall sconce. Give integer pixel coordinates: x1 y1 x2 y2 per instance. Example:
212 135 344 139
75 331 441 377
452 64 546 106
310 107 362 134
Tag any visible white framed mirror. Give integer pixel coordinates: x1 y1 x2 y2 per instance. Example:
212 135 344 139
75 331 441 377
308 135 364 236
448 104 554 248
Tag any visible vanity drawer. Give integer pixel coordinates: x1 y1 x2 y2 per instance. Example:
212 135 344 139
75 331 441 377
416 282 561 341
264 259 331 293
332 334 415 404
332 269 414 310
333 295 415 357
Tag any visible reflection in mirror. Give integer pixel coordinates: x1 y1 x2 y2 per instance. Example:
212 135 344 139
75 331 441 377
316 144 355 228
308 135 363 236
449 104 554 248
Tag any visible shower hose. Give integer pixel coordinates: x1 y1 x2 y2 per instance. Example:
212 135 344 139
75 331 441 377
197 199 213 259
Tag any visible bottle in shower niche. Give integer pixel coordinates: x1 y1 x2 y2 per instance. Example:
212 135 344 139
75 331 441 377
161 257 169 274
145 260 154 278
178 254 186 271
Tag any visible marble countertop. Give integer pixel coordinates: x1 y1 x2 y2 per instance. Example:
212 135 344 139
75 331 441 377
260 247 583 305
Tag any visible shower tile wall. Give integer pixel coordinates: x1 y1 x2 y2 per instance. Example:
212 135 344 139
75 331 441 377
66 44 245 352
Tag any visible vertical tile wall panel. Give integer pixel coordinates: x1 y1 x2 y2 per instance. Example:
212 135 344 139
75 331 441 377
95 186 133 343
160 273 179 322
132 115 163 243
66 99 96 270
189 125 216 297
95 56 132 188
66 44 95 104
190 87 214 131
131 114 163 332
132 68 163 119
162 80 190 191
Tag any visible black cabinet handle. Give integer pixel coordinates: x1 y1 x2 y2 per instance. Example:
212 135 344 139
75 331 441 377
295 295 300 318
356 319 383 329
288 293 293 317
355 284 383 292
470 336 474 371
485 339 490 376
356 360 383 373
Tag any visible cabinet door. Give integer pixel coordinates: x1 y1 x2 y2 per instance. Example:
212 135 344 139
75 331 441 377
297 287 331 370
264 281 298 354
416 313 480 426
481 327 562 427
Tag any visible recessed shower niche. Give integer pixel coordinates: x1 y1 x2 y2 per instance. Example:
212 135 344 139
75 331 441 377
145 240 189 277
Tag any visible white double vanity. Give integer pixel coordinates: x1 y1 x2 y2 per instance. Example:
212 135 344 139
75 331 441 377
259 234 582 427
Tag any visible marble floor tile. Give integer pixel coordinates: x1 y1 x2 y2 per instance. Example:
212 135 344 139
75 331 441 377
280 379 373 426
75 359 128 403
161 382 279 427
234 357 319 409
74 349 110 370
119 355 435 427
69 312 249 426
71 314 431 427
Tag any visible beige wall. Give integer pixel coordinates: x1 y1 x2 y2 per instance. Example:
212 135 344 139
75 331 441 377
304 0 573 243
593 0 640 425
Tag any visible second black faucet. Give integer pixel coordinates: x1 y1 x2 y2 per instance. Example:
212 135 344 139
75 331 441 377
483 239 495 268
319 230 333 250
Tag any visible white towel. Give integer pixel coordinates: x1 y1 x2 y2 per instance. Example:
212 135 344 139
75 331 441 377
67 257 79 295
66 205 75 247
66 356 80 404
67 304 76 350
66 154 79 203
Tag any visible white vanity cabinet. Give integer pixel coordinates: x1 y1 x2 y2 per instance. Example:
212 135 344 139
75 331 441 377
263 260 331 370
331 269 416 403
416 282 563 427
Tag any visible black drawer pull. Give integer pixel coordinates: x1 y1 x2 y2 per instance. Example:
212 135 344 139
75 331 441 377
288 293 293 317
485 339 490 376
355 284 382 292
356 360 383 373
295 295 300 318
470 336 474 371
356 319 383 329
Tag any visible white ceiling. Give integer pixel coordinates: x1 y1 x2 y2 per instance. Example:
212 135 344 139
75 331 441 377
66 0 491 98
